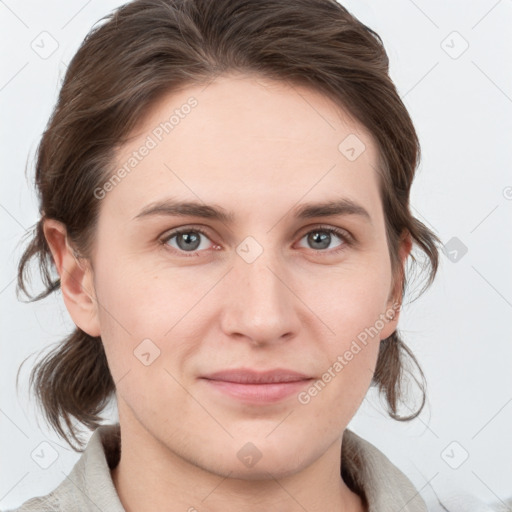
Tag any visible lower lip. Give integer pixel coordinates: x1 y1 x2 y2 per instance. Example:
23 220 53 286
201 379 312 403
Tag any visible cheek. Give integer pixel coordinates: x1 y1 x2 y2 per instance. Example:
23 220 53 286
308 257 393 339
299 318 381 431
93 256 176 338
92 256 204 391
301 258 391 397
91 260 159 379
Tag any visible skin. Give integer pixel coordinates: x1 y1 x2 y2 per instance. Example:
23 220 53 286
44 73 412 512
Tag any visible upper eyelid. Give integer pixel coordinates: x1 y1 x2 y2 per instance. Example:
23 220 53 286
295 224 353 243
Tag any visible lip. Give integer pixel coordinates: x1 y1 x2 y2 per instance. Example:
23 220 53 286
202 368 312 384
200 368 314 403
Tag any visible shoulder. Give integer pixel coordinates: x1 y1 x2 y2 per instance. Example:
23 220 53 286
4 424 123 512
4 494 61 512
423 489 512 512
342 429 428 511
342 430 512 512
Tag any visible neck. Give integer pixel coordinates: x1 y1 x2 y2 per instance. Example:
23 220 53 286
110 419 365 512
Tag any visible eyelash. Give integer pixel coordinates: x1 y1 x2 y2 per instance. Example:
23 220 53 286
159 225 354 258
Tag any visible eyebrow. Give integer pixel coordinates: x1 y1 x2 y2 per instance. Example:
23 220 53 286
132 197 372 224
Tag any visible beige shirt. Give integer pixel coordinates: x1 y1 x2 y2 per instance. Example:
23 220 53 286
8 424 497 512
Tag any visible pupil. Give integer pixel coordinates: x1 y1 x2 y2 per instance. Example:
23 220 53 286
179 232 200 251
309 231 330 250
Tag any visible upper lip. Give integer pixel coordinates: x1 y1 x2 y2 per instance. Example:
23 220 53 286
201 368 313 384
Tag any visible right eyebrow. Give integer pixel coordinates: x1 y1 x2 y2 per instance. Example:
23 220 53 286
132 199 235 223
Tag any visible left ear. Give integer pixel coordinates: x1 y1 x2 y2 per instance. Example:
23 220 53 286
379 231 413 340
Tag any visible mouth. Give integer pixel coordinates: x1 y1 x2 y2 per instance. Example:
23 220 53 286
199 368 314 403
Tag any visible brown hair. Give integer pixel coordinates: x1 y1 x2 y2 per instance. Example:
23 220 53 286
16 0 441 454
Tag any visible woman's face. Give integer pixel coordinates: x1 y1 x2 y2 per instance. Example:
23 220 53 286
83 74 407 477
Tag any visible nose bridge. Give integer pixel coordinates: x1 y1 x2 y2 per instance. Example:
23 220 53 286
244 254 279 300
222 235 298 341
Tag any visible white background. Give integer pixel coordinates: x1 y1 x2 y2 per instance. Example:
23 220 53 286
1 0 511 509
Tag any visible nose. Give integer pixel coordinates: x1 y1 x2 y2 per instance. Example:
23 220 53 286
219 243 301 346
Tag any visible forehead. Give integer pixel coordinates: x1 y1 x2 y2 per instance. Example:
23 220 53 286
104 74 383 223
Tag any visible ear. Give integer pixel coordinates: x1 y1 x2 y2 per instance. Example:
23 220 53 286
379 231 413 340
43 218 101 337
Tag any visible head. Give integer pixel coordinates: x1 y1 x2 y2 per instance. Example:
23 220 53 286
17 0 440 480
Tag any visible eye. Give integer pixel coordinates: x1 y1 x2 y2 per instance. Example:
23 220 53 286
160 225 353 257
296 226 352 254
160 227 215 256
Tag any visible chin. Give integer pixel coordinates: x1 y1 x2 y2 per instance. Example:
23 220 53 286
226 438 312 480
209 456 308 482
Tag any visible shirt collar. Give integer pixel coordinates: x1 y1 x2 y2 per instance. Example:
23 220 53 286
341 429 427 512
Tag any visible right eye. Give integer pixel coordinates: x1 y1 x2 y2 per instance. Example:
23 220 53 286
160 227 215 256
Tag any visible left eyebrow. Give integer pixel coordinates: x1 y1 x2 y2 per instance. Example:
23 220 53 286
293 199 372 225
132 197 372 225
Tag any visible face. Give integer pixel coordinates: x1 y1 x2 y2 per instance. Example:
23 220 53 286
65 74 407 478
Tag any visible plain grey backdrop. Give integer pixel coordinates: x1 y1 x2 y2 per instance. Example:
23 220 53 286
1 0 511 509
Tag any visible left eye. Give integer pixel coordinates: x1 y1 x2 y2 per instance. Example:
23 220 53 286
297 228 348 252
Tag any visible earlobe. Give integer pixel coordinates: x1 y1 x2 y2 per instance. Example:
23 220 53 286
43 218 101 337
